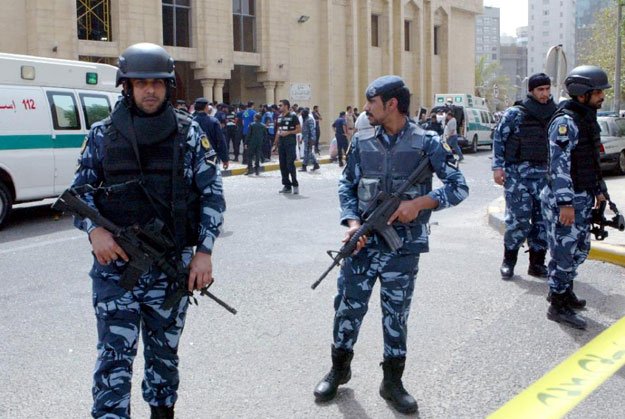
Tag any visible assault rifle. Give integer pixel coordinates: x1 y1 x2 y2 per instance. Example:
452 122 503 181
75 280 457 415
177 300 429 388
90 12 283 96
311 155 432 290
590 196 625 241
52 188 237 314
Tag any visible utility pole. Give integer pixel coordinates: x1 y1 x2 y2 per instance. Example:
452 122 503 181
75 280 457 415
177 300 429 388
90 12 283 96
615 0 623 113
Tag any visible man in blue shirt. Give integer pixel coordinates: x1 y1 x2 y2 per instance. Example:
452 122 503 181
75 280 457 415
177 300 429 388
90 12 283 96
261 105 275 161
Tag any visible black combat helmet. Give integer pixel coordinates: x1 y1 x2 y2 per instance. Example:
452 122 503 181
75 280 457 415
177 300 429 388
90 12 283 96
116 43 176 87
564 65 611 97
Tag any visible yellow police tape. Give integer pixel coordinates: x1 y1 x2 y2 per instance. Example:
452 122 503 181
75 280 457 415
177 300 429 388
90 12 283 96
489 316 625 419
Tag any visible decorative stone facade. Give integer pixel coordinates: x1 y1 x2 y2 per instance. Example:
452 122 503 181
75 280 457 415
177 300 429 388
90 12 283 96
0 0 482 140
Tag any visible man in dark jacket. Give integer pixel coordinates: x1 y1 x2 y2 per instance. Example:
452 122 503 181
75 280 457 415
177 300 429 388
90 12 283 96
492 73 557 280
194 97 229 169
245 113 266 175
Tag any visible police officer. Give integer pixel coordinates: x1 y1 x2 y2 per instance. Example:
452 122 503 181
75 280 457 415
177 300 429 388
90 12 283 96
541 65 610 330
492 73 557 279
313 76 468 414
193 97 229 170
71 43 226 418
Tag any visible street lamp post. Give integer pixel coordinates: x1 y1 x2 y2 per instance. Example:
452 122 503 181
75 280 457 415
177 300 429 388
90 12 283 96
616 0 623 113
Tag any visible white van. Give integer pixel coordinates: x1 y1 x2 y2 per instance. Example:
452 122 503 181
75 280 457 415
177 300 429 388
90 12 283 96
432 93 496 152
0 53 121 226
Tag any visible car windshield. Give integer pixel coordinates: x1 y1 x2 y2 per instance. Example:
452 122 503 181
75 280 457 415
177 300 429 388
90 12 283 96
615 118 625 136
598 121 609 136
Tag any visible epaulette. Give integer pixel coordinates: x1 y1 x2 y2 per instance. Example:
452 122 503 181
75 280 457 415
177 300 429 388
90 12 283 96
91 115 112 131
174 107 193 134
97 116 116 141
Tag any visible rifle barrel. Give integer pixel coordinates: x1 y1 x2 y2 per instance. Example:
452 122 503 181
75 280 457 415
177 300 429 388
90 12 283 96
311 259 340 290
200 288 238 315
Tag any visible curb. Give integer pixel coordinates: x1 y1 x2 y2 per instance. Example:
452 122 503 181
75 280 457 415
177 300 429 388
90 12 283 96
221 157 334 177
486 197 625 267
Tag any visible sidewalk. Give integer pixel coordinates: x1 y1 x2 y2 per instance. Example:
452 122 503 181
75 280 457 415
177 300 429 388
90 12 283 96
220 144 335 177
221 154 334 177
487 176 625 267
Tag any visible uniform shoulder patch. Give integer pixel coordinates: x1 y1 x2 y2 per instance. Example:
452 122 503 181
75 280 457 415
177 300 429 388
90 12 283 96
442 141 452 154
558 124 568 136
200 135 212 150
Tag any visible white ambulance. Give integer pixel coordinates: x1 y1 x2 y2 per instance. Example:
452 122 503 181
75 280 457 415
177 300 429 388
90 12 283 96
0 53 121 227
431 93 496 152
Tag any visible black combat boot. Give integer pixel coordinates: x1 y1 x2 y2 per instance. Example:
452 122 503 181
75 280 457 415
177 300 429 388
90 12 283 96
547 291 587 329
379 358 418 414
500 248 518 280
567 283 587 309
312 163 320 171
547 283 586 309
528 249 548 278
299 165 307 172
150 405 174 419
313 346 354 402
255 166 260 175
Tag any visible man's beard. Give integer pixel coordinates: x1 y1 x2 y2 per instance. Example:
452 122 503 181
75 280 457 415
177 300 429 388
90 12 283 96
366 112 380 126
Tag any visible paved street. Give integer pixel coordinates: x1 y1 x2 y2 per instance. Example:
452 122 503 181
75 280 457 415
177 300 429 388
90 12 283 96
1 150 625 418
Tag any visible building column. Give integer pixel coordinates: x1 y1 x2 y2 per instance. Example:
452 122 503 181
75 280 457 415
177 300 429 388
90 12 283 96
385 0 393 74
263 81 277 105
213 79 225 103
200 79 215 102
274 82 287 104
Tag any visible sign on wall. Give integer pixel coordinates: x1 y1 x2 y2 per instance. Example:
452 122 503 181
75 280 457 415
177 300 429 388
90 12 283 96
290 83 311 102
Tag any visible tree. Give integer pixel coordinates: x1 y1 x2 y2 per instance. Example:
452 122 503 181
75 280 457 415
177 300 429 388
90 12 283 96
578 2 623 108
474 55 513 112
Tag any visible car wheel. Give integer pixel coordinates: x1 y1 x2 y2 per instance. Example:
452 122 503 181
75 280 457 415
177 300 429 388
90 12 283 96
0 182 12 228
618 150 625 175
472 135 478 153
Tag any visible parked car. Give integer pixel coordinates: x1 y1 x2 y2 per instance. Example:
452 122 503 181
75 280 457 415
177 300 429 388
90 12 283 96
597 115 625 175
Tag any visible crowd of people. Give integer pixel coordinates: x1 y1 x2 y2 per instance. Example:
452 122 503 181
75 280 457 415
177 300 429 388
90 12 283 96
175 100 321 167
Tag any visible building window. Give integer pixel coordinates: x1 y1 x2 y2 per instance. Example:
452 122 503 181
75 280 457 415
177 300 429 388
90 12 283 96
163 0 191 47
492 54 497 60
434 25 440 55
77 0 111 41
233 0 256 52
404 20 411 51
371 15 379 47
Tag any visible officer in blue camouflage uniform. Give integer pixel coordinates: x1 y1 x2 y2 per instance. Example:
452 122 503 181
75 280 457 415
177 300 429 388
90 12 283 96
541 65 610 330
492 73 557 279
313 76 468 414
71 43 226 418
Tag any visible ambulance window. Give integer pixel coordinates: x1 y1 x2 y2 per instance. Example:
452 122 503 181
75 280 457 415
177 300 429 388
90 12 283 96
47 92 80 130
80 94 111 129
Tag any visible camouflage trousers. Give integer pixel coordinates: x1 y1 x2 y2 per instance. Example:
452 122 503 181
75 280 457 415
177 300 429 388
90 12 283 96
90 260 189 418
542 191 594 294
333 246 420 358
503 173 547 252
